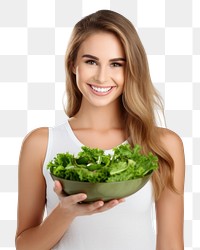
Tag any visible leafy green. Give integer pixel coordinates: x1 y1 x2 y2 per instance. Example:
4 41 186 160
47 144 158 183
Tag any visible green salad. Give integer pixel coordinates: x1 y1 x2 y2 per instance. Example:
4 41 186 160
47 144 158 183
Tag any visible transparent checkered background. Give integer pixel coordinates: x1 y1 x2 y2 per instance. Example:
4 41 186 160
0 0 199 249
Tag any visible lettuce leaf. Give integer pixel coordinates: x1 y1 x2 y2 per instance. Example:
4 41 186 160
47 144 158 183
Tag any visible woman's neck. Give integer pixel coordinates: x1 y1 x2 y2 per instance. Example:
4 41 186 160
70 100 124 131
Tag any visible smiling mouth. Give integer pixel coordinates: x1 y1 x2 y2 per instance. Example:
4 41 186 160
89 84 113 93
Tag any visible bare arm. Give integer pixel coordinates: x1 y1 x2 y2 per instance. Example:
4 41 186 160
16 128 124 250
15 127 71 250
156 129 185 250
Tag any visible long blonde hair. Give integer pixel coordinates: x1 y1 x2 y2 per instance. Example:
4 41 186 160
64 10 176 200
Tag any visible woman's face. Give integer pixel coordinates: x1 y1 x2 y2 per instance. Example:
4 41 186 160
73 32 126 108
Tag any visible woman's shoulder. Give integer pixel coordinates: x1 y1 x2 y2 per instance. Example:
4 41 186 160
23 127 49 146
156 127 184 159
20 127 49 161
157 127 183 145
19 128 49 175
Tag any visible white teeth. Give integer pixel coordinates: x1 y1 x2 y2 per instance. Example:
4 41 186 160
91 85 112 93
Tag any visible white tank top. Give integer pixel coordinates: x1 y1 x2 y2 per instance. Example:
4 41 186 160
43 121 156 250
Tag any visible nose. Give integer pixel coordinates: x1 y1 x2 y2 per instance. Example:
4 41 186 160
95 65 109 84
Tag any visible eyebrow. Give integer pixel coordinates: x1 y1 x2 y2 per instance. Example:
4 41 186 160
82 54 126 62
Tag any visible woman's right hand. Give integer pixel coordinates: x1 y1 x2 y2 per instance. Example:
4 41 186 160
53 180 125 218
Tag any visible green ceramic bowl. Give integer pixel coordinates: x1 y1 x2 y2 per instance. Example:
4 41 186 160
51 173 152 202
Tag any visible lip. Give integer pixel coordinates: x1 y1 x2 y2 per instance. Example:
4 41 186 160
88 84 115 96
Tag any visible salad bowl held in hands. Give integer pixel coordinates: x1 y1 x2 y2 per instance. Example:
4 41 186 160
50 173 152 202
48 144 158 202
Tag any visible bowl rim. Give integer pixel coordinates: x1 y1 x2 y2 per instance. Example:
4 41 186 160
50 172 152 184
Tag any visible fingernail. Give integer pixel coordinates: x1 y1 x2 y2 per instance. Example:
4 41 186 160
98 201 104 206
111 200 118 206
81 194 87 199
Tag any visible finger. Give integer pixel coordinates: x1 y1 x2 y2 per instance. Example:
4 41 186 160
67 193 88 204
118 198 126 203
87 201 104 211
78 200 104 214
53 180 64 197
95 199 123 213
105 199 119 208
82 198 124 214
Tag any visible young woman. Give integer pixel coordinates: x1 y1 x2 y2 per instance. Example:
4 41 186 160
16 10 185 250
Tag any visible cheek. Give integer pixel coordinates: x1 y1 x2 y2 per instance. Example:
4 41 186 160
76 65 93 82
75 67 84 85
114 70 125 86
75 67 92 91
